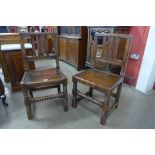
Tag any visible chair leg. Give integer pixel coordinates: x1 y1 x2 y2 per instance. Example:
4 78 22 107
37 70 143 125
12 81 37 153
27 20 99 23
22 88 33 120
25 102 33 120
115 82 123 109
2 94 8 107
72 81 77 108
101 94 110 125
57 85 61 93
63 82 68 112
29 90 33 98
89 87 93 97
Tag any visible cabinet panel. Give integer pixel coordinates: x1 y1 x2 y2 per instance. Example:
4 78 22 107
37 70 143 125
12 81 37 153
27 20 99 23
6 52 24 91
59 35 87 70
0 52 10 82
58 26 87 70
59 37 68 60
67 39 78 66
4 49 35 91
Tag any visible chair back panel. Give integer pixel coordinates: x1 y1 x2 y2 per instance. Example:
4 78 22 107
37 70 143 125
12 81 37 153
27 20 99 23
92 33 132 75
19 32 59 70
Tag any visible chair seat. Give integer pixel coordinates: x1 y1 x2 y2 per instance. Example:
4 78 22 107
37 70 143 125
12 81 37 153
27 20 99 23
21 68 67 88
73 70 123 91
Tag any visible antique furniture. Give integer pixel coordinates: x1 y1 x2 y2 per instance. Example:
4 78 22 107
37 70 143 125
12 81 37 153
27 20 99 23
58 26 87 70
72 33 132 125
86 26 130 68
0 77 8 107
0 34 34 91
1 44 34 91
0 33 20 82
19 32 68 120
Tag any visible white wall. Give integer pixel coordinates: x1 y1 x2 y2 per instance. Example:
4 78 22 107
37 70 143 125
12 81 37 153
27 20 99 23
136 26 155 93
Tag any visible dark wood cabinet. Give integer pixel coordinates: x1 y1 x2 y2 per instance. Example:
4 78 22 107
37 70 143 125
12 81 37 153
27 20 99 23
0 33 35 91
59 36 87 70
5 52 25 91
59 36 68 60
2 49 34 91
58 26 87 70
85 26 130 68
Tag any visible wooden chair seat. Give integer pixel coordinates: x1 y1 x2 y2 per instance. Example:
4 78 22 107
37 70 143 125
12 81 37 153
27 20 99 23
73 69 123 92
21 68 67 88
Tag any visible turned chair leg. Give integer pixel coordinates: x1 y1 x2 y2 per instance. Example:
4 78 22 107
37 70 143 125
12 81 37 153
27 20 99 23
2 94 8 107
89 87 93 97
101 94 110 125
29 90 33 98
72 81 77 108
57 85 61 93
22 88 33 120
63 82 68 112
25 101 33 120
115 82 123 109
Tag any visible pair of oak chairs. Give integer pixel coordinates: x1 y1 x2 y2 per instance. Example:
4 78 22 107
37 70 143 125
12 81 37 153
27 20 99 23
19 32 131 125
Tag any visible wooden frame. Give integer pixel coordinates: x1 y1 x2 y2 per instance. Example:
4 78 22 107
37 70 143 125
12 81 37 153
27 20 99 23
72 33 132 125
19 32 68 119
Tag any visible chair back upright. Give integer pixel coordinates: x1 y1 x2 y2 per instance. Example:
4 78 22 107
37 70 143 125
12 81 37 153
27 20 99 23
91 33 132 76
19 32 59 71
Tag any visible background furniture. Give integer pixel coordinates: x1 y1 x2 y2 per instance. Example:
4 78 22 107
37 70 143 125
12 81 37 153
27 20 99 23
0 77 8 107
0 33 21 82
58 26 87 70
20 32 68 120
72 33 132 125
1 44 34 91
86 26 130 68
0 33 35 91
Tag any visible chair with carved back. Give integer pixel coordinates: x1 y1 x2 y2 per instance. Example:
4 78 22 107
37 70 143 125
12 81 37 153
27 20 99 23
72 33 132 125
19 32 68 120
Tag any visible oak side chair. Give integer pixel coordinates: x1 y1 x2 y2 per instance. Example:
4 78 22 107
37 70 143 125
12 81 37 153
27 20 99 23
19 32 68 120
72 33 132 125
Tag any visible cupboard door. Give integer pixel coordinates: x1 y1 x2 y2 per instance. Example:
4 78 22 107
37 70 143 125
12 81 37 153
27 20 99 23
4 49 34 91
0 52 10 82
5 51 24 91
59 37 68 60
67 39 78 67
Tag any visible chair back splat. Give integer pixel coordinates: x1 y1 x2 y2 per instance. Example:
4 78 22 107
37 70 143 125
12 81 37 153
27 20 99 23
91 33 132 76
19 32 59 71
